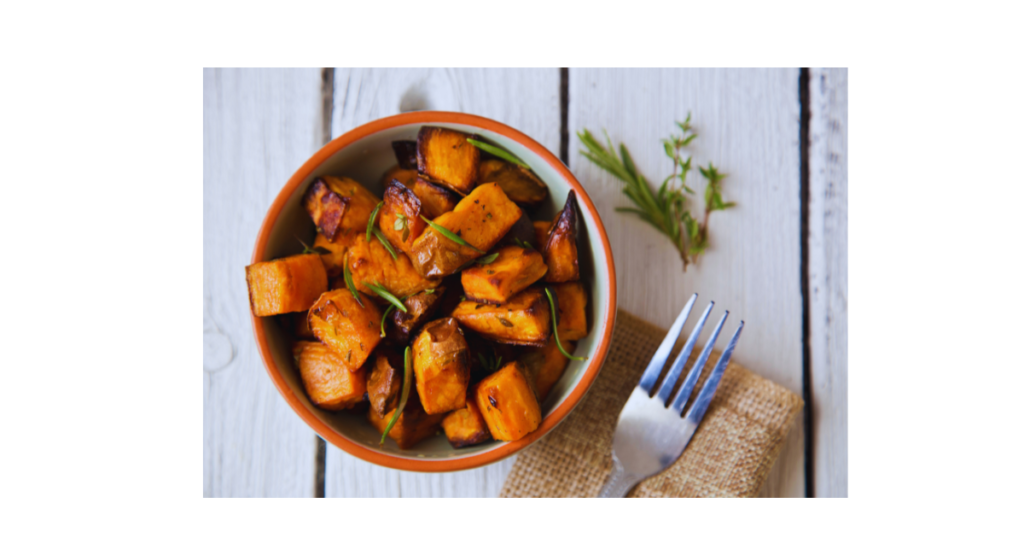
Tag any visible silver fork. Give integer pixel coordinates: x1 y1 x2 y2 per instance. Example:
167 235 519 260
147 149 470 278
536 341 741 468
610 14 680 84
598 293 744 497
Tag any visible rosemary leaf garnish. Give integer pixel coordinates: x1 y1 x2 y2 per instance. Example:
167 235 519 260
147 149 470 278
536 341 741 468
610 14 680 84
544 288 587 361
366 201 383 243
371 227 398 260
478 352 503 372
513 237 533 250
466 138 530 170
380 304 395 337
419 215 483 253
342 252 364 308
577 113 733 270
475 252 500 266
295 236 332 255
381 347 412 446
364 281 408 313
424 288 436 294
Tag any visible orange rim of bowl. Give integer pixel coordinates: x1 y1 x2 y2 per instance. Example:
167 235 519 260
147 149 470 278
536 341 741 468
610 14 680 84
251 111 617 472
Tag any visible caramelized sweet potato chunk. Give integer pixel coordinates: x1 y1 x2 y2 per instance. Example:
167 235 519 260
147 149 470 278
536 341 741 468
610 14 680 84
417 127 480 194
302 176 381 241
477 160 548 205
293 341 368 411
461 246 547 304
451 287 550 346
347 235 441 298
542 191 580 282
387 287 445 345
412 176 461 217
474 361 542 441
368 391 445 449
307 289 382 371
366 347 403 416
408 183 523 278
441 399 492 448
413 318 471 415
379 179 427 254
522 339 573 402
246 254 328 317
552 281 588 341
392 140 418 170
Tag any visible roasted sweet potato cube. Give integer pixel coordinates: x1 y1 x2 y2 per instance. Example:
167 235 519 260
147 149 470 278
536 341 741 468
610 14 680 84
441 399 492 448
379 179 428 254
417 127 480 194
552 281 588 341
412 176 460 218
368 391 446 449
307 289 382 371
392 140 418 170
542 191 580 282
347 235 441 298
461 246 547 304
387 287 445 345
451 287 550 346
522 339 573 402
474 361 542 441
408 183 523 278
302 176 381 241
413 318 471 415
246 254 328 317
366 347 404 416
379 165 418 189
293 341 368 411
533 220 551 249
313 229 359 277
477 160 548 205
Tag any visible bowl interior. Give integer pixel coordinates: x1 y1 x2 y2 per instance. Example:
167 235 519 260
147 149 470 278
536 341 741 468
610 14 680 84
258 120 612 463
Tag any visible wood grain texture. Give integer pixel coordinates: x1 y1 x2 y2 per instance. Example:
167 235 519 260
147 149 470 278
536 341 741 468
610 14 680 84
203 68 323 497
809 68 848 497
325 68 561 497
567 68 806 497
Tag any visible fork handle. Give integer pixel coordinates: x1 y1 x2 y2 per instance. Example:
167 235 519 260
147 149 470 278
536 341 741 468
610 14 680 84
597 456 644 498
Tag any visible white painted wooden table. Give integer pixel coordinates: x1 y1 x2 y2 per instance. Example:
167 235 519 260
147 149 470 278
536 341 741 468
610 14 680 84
203 68 847 497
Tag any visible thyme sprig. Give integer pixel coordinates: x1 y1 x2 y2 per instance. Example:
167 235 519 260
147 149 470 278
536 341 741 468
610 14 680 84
577 113 733 270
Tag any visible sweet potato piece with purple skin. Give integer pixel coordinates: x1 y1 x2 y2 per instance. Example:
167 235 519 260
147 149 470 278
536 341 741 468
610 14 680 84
307 289 382 371
293 341 368 411
412 176 460 218
387 287 445 345
542 190 580 282
408 183 523 279
451 287 550 346
368 390 446 449
521 339 573 403
477 160 548 205
302 176 380 241
366 347 404 416
442 399 492 448
246 254 328 317
552 281 588 341
461 246 547 304
474 361 542 442
413 318 471 415
392 140 418 170
379 179 428 254
347 234 441 298
417 127 480 195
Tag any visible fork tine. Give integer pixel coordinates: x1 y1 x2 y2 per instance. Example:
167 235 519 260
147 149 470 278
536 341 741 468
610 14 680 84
669 311 729 413
638 294 697 393
653 302 714 404
682 321 744 425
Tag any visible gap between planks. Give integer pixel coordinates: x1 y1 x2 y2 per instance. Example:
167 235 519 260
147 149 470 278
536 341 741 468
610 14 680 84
798 67 815 498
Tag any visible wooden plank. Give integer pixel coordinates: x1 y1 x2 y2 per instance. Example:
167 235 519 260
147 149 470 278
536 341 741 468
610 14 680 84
324 68 561 497
808 68 848 497
203 68 324 497
568 68 806 497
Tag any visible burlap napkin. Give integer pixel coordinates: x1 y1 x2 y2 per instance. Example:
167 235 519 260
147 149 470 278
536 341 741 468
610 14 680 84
500 309 803 497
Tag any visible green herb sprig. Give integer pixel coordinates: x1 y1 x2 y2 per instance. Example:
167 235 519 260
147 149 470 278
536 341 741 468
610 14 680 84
296 236 332 256
419 215 483 253
475 252 500 266
577 113 733 270
544 288 587 361
363 281 408 314
366 202 383 243
466 138 530 169
513 237 533 250
342 253 364 308
380 347 412 445
372 228 398 260
478 352 503 372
